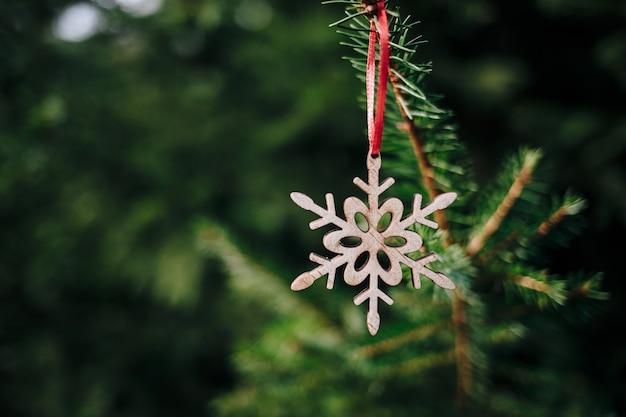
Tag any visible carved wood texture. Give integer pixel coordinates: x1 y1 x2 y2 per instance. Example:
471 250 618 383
291 155 457 335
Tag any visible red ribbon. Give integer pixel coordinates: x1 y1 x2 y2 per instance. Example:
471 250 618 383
366 1 390 156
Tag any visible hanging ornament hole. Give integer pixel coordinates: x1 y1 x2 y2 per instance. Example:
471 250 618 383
355 212 369 232
340 236 362 248
377 211 392 232
354 251 370 271
384 236 407 247
376 250 391 271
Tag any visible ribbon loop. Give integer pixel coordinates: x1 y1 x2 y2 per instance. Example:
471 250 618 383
365 0 390 156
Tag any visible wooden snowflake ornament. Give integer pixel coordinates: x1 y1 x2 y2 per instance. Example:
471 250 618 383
291 154 457 335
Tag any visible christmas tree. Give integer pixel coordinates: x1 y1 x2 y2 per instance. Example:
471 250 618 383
200 1 610 416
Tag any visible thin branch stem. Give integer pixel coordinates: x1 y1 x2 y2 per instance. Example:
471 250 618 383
355 320 452 358
480 202 571 263
389 69 452 245
329 10 369 27
513 275 552 294
389 66 471 408
452 289 472 408
379 349 456 379
535 205 569 237
466 157 535 257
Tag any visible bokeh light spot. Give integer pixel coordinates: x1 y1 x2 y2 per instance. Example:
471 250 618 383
234 0 273 31
115 0 163 17
53 2 103 42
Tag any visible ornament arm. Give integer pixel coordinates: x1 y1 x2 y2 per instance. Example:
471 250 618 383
290 192 348 229
400 192 457 229
404 253 456 290
291 252 349 291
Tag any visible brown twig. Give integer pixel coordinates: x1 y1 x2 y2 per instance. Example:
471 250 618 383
389 67 471 408
466 156 535 257
535 205 569 237
475 203 569 266
379 349 456 379
513 275 552 294
389 70 452 244
453 159 535 408
355 320 452 358
452 289 472 408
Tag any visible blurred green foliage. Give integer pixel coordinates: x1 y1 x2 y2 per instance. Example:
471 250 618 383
0 0 625 416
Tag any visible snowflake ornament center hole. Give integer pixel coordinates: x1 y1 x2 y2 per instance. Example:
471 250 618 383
354 251 369 271
376 250 391 271
339 236 362 248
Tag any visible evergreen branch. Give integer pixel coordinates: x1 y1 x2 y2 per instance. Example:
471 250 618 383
390 56 432 74
212 3 612 415
196 221 343 338
390 68 441 109
389 69 452 242
329 10 370 28
339 38 368 48
379 349 456 378
513 274 558 299
506 269 608 312
569 275 608 300
535 195 586 238
381 8 474 408
355 320 452 358
479 192 587 264
391 36 472 406
466 150 541 257
452 290 472 408
487 322 527 345
388 40 416 53
536 206 569 238
476 231 521 266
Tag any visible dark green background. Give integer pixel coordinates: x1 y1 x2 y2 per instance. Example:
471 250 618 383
1 0 624 415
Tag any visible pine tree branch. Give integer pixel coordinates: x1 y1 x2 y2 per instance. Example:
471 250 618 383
511 272 608 307
466 151 540 257
513 275 552 294
567 277 609 301
452 289 472 408
197 222 344 341
355 320 452 357
379 349 456 378
329 10 370 28
389 45 472 407
535 194 587 239
389 68 453 244
535 206 569 237
480 195 585 264
477 230 520 265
